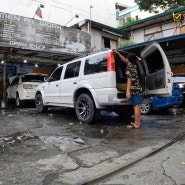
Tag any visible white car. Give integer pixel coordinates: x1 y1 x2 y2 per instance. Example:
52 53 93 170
6 73 48 107
35 42 173 124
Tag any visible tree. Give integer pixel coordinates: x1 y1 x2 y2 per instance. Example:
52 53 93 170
124 17 137 25
135 0 185 12
119 38 135 47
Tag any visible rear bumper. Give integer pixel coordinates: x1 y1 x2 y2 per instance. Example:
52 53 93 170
20 90 35 100
108 95 131 105
152 96 183 109
94 94 131 108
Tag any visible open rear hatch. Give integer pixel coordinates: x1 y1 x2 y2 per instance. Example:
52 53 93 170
141 42 172 97
114 41 172 97
114 51 145 93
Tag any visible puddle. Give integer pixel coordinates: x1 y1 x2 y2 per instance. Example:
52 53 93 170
0 109 19 116
40 136 86 145
83 126 128 139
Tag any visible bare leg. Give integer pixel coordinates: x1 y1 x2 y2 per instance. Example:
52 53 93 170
134 104 141 127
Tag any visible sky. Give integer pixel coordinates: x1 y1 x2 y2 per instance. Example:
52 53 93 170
0 0 137 27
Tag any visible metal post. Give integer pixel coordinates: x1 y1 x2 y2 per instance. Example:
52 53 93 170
89 5 93 34
1 53 8 108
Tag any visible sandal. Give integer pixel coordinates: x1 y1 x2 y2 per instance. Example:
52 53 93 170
127 124 140 129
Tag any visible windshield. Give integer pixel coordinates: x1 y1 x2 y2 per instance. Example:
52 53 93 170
21 75 47 82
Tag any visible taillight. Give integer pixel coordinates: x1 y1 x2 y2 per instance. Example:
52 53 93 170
23 84 33 89
107 52 115 71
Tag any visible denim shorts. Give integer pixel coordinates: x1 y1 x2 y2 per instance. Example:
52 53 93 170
131 95 144 106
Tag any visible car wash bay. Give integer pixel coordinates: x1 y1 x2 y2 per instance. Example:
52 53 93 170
0 12 91 100
120 33 185 73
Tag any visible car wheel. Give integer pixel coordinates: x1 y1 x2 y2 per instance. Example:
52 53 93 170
16 93 24 108
140 102 152 115
35 93 48 113
75 93 96 124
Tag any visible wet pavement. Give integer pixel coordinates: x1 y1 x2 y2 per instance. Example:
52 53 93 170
0 104 185 185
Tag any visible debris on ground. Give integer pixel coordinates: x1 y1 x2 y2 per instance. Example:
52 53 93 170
73 137 86 145
40 136 87 146
0 130 38 153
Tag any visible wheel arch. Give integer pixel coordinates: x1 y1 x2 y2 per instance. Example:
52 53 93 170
73 87 99 108
35 90 46 104
16 90 25 100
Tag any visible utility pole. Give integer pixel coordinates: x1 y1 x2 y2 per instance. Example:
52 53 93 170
89 5 93 33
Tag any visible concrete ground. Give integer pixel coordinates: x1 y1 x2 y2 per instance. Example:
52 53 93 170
0 105 185 185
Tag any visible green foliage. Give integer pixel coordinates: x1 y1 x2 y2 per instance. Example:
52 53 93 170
124 17 136 25
134 0 185 12
119 38 135 47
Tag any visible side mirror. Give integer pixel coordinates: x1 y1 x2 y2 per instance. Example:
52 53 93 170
44 77 48 82
47 77 55 82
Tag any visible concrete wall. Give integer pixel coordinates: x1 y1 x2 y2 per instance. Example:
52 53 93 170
80 24 125 51
131 21 181 44
132 29 144 44
0 0 136 28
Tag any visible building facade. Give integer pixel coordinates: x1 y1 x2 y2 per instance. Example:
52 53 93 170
117 6 185 73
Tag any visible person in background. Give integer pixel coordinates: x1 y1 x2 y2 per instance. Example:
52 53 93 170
113 50 144 129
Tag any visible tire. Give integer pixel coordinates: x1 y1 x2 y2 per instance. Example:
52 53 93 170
16 93 24 108
140 102 152 115
35 93 48 113
75 93 97 124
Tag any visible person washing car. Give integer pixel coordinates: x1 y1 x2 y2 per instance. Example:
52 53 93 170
113 50 144 128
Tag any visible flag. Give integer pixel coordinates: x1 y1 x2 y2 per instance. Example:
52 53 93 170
35 6 42 19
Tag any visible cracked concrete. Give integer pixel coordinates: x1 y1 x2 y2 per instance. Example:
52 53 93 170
94 139 185 185
1 107 185 184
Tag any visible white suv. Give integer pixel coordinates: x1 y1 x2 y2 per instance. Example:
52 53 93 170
35 42 172 124
6 73 48 107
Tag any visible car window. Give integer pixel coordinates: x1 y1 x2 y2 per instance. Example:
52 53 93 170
144 50 164 73
11 77 19 85
21 75 47 82
64 61 81 79
84 53 107 75
49 66 63 81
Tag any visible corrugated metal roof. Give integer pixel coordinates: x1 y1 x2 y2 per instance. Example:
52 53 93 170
72 19 129 38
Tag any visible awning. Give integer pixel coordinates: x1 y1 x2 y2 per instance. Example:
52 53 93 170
119 34 185 65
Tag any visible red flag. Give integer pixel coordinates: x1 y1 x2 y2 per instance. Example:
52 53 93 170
35 7 42 19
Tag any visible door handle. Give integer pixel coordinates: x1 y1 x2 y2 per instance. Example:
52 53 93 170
56 84 58 87
73 82 77 84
